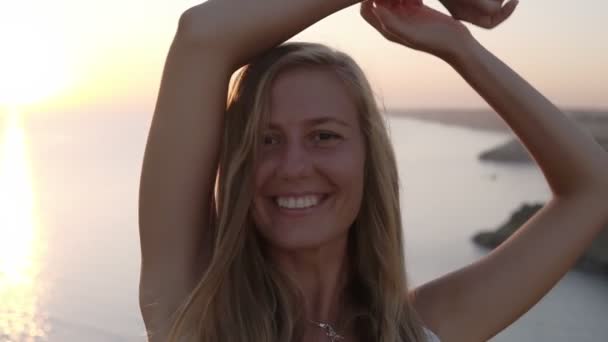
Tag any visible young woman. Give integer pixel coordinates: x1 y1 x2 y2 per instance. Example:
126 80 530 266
137 0 608 341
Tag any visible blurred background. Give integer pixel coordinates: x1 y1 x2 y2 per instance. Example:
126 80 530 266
0 0 606 340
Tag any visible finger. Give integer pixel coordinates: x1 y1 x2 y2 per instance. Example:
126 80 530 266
453 0 517 29
490 0 519 27
360 1 403 42
471 0 503 15
371 0 397 9
371 2 412 35
360 1 384 31
450 6 493 27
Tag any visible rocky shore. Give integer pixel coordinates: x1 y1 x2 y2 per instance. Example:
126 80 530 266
478 111 608 162
473 203 608 275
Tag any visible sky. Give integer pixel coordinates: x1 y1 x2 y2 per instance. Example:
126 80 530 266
1 0 607 118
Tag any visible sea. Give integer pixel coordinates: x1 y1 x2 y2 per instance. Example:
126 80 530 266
0 111 606 341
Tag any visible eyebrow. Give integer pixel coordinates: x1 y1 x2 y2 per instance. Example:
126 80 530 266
268 116 351 129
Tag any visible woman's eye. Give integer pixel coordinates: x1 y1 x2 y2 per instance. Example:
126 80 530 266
313 132 341 143
263 134 279 145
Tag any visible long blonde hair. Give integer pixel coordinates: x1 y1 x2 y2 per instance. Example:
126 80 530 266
166 42 428 342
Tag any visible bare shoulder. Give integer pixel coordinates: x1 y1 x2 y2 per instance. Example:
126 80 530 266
408 284 444 340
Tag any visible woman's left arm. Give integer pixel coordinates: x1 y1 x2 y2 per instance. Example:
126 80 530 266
419 36 608 342
361 2 608 341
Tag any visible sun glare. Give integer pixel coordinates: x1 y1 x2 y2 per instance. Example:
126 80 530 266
0 3 71 107
0 107 48 339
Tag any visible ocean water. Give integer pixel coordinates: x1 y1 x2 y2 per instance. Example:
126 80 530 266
0 112 606 341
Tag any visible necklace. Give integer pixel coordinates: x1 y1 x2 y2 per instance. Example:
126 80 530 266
308 319 345 342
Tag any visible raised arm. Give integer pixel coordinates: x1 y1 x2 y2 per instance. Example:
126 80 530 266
138 0 360 341
361 2 608 341
429 25 608 342
180 0 360 70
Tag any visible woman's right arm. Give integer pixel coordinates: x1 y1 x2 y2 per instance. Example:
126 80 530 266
180 0 359 70
138 1 359 340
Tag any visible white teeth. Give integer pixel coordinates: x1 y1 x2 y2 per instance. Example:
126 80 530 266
276 195 321 209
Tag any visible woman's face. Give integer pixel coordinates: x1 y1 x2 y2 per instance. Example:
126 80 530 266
251 67 366 251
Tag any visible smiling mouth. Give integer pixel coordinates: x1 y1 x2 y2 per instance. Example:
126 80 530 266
272 194 330 211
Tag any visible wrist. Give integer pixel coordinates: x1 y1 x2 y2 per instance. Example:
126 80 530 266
442 34 482 67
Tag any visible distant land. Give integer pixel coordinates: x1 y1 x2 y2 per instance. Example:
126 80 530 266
473 203 608 275
389 108 608 134
390 108 608 163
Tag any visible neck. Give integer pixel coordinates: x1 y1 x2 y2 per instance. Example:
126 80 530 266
271 233 351 325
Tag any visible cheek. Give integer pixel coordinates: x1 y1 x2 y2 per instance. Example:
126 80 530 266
253 156 276 189
251 160 273 224
318 142 366 211
251 153 290 235
320 151 364 187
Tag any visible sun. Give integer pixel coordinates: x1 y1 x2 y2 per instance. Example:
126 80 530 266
0 4 71 107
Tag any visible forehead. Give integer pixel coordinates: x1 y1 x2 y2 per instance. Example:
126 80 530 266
267 67 358 126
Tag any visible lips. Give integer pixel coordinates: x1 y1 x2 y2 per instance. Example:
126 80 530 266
270 193 330 215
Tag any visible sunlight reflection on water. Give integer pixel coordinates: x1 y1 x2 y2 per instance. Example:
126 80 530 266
0 107 50 341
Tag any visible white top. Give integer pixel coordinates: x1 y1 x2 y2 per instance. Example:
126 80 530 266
423 326 441 342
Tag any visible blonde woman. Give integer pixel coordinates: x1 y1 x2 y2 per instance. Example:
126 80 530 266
137 0 608 341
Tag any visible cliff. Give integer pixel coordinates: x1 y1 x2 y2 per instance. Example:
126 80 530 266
479 112 608 162
473 203 608 275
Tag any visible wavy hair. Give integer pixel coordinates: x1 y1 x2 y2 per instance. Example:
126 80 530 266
166 41 428 342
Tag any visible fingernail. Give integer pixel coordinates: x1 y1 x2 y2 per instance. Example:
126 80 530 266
373 1 387 8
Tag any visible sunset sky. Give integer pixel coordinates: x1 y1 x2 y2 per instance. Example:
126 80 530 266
1 0 607 117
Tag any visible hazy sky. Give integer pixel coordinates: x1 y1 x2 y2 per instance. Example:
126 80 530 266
1 0 607 117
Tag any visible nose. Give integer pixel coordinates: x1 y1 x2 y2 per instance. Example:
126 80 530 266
275 141 313 181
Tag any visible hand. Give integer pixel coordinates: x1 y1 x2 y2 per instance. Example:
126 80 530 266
438 0 518 28
360 0 477 58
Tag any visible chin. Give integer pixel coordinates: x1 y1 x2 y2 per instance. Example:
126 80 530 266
257 224 350 253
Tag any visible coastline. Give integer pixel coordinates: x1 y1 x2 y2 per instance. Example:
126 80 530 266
390 109 608 276
390 108 608 163
389 108 608 134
